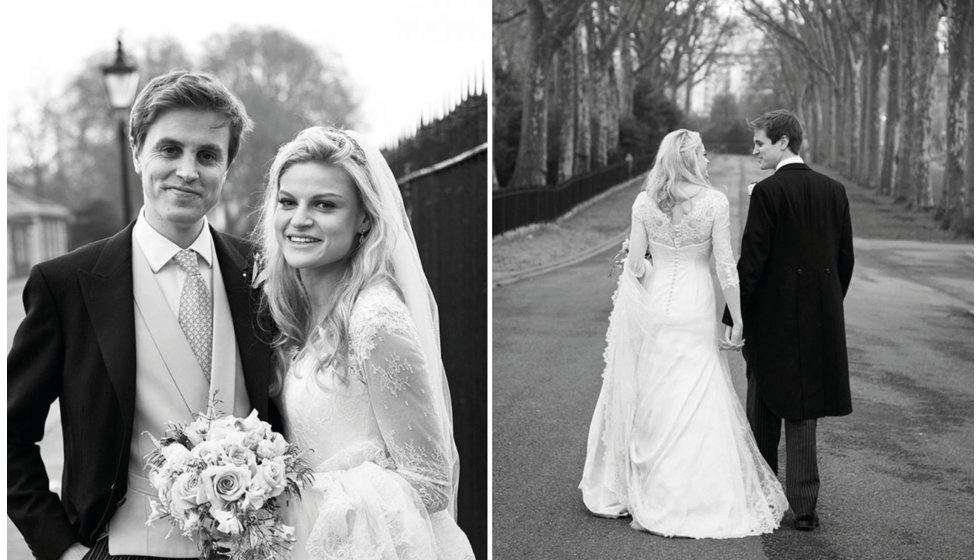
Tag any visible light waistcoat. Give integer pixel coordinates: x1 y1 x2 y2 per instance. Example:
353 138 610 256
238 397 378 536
107 237 251 556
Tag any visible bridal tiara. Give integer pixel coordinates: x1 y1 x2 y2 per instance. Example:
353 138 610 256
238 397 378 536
327 128 368 165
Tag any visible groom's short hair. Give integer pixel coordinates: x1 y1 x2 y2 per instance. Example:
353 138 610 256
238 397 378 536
129 70 254 166
749 110 803 154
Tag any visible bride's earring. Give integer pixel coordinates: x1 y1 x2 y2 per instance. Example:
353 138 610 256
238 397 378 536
358 229 368 246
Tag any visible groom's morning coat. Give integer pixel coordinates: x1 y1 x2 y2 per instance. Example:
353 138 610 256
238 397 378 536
7 223 277 560
732 163 854 420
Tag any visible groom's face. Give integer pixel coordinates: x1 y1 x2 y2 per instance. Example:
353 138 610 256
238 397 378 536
133 108 231 243
752 129 786 171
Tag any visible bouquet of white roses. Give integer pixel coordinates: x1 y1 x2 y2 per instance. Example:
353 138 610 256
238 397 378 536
145 398 313 560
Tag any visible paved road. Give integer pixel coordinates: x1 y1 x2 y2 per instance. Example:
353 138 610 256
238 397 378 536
492 157 973 559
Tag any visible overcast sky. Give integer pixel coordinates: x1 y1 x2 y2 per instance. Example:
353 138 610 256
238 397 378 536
4 0 488 147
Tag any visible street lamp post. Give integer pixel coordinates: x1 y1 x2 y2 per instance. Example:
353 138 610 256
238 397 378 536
100 38 140 227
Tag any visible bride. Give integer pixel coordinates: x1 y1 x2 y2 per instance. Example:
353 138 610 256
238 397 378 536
579 129 788 538
253 126 475 559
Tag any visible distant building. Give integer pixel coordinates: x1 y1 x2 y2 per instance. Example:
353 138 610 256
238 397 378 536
7 187 71 280
689 51 751 116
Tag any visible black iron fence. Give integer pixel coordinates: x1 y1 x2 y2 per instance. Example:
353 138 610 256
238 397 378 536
492 153 655 236
398 143 487 556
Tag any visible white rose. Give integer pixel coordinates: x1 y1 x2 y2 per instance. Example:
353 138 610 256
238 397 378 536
250 458 288 499
235 410 265 433
200 465 251 509
255 440 277 459
222 430 246 447
747 182 757 195
207 424 234 443
192 441 226 465
222 443 255 468
268 432 289 456
160 443 191 466
169 471 202 523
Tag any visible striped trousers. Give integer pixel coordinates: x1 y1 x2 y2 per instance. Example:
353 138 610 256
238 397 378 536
83 537 196 560
746 368 820 517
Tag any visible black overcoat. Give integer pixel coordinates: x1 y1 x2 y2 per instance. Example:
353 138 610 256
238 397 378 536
7 223 279 560
732 163 854 420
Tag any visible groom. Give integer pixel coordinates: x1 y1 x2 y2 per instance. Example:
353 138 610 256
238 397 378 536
724 110 854 531
8 71 277 560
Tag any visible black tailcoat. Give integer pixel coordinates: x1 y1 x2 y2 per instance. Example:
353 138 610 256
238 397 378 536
728 163 854 420
7 224 278 560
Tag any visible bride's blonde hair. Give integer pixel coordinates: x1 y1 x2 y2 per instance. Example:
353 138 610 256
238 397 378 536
643 129 713 212
253 127 398 396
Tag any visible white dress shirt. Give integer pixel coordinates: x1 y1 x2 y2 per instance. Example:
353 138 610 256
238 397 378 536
133 208 214 318
776 155 805 170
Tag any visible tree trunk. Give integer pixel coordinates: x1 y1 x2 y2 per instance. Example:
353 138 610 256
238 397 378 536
894 0 916 205
509 4 553 188
573 23 592 175
607 61 621 161
862 44 884 185
825 85 839 169
879 0 902 196
619 32 635 120
592 70 610 167
910 0 940 209
848 54 863 180
942 0 973 234
861 1 887 186
555 35 576 182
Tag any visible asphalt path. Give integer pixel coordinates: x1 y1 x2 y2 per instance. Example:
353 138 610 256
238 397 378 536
491 158 973 559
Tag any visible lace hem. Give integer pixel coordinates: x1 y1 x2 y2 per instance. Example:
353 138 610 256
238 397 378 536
306 462 439 560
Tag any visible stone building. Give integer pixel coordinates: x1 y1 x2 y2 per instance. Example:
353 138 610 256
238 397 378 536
7 186 71 280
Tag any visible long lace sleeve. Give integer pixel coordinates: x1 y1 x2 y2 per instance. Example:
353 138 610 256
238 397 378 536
710 193 739 289
350 287 452 513
627 194 650 277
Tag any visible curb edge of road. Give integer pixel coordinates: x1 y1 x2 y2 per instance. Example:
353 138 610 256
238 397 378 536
492 227 630 287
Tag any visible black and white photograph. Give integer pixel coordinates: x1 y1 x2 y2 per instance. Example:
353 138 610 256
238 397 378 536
6 2 487 559
492 0 972 559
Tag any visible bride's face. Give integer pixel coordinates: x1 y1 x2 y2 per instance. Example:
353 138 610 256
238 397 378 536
694 143 710 176
274 162 369 275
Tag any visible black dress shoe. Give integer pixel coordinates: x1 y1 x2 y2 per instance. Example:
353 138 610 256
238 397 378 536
794 514 820 531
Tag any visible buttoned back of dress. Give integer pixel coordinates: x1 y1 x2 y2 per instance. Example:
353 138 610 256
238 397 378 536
631 190 738 320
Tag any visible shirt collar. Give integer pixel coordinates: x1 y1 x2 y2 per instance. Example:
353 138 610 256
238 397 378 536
134 208 214 273
776 155 805 170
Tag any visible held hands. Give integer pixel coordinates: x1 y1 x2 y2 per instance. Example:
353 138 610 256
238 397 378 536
720 322 745 351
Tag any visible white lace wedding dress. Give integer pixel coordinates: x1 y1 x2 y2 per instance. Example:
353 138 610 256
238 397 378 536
579 189 789 538
277 284 475 559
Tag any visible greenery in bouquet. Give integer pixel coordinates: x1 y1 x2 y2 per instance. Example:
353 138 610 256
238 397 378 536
608 238 651 278
144 396 313 560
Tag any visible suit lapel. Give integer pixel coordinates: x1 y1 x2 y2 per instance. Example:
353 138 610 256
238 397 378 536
78 224 138 429
212 229 270 418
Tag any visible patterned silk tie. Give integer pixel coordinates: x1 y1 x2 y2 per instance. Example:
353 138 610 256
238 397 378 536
174 249 212 381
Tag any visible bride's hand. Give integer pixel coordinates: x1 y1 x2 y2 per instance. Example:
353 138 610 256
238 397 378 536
720 323 744 351
629 258 646 278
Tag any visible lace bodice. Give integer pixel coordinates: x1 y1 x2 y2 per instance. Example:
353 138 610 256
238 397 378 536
631 190 739 289
278 284 453 513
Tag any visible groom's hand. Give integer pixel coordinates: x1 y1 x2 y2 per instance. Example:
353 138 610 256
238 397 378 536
720 324 745 351
58 543 91 560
